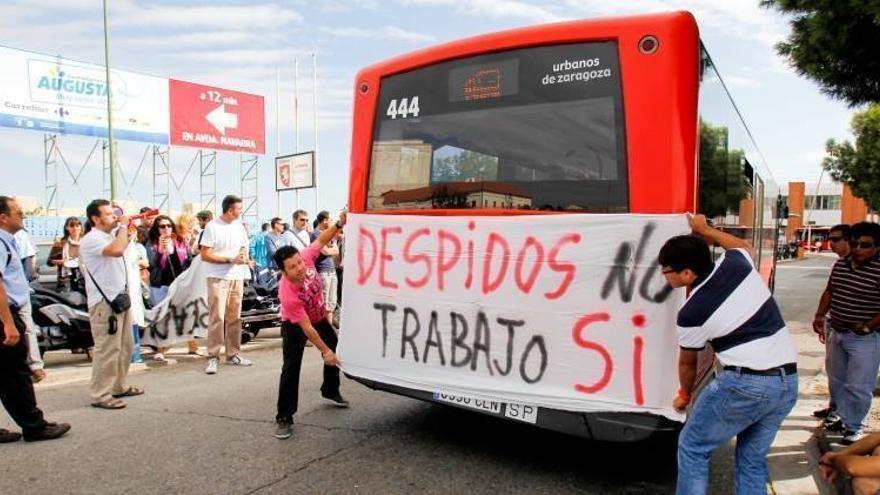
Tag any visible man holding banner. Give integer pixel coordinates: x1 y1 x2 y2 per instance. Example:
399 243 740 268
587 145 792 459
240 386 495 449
660 214 797 495
273 211 348 440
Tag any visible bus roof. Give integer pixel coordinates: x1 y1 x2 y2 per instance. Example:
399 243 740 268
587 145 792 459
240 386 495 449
355 11 697 81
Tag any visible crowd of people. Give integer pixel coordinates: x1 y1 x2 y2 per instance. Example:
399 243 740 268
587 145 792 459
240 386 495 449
0 194 347 441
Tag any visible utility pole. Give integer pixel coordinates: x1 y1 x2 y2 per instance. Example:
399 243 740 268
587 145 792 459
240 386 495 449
102 0 117 202
294 57 300 210
312 52 319 215
276 67 281 216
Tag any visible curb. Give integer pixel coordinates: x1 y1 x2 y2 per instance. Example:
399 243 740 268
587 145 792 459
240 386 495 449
34 335 284 391
816 424 850 494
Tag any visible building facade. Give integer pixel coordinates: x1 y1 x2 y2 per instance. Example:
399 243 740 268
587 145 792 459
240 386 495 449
782 181 869 242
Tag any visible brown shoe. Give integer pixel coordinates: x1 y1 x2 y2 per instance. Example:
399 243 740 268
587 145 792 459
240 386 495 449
0 428 22 443
23 423 70 442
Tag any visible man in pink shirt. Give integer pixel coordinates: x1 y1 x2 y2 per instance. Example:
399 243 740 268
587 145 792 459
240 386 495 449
273 211 348 440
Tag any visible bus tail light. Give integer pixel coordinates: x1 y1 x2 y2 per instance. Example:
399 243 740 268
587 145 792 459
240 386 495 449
638 35 659 55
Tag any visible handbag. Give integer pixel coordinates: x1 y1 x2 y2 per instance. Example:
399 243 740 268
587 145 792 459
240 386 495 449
85 257 131 316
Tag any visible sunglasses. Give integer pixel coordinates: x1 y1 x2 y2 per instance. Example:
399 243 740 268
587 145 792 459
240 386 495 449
850 240 876 250
828 236 845 242
158 224 173 229
297 218 309 222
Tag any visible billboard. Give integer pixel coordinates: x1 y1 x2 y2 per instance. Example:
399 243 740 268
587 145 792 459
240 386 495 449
0 46 170 144
169 79 265 154
275 151 315 191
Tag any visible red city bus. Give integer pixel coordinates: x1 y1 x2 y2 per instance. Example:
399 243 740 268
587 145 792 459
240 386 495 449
796 226 832 252
346 11 779 440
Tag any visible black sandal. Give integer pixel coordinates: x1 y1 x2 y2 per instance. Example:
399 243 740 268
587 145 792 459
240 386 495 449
111 386 144 398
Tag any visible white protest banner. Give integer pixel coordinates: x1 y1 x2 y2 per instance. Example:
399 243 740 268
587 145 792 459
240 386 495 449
338 213 690 421
141 257 209 346
0 46 170 144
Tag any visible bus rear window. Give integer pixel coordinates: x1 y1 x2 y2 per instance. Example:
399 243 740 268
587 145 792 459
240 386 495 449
367 41 628 212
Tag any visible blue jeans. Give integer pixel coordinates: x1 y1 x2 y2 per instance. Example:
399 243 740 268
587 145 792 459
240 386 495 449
828 330 880 432
677 369 798 495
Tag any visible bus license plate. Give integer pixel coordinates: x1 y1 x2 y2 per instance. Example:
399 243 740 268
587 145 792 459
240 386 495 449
433 391 502 414
432 391 538 424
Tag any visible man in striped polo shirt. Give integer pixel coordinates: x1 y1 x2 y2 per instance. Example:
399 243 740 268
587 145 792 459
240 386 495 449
814 221 880 445
659 214 798 495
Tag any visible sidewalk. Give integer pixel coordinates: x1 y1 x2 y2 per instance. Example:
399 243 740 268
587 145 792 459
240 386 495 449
767 322 880 494
33 327 284 390
767 322 832 494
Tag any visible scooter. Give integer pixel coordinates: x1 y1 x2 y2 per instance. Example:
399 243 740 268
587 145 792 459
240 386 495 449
240 267 280 344
29 276 94 357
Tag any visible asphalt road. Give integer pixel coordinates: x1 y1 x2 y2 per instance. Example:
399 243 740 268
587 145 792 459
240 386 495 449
0 255 835 495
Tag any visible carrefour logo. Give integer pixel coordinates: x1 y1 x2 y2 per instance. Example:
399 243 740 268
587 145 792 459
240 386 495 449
28 59 126 110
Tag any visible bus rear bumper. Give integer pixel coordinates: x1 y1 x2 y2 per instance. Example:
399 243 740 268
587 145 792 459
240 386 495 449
346 374 681 442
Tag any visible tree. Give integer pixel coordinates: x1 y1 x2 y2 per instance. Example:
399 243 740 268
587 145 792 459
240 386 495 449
431 147 498 182
761 1 880 106
699 121 748 218
823 103 880 211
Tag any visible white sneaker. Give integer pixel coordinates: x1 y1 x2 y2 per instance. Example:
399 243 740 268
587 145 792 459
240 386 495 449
205 358 219 375
227 355 252 367
153 353 166 362
841 430 866 445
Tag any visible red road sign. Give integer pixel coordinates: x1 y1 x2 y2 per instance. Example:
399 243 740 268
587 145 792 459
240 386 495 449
169 79 265 154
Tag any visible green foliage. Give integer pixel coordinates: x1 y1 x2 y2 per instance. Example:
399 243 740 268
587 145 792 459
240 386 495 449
699 121 749 218
761 1 880 106
823 103 880 210
430 184 469 209
432 148 498 183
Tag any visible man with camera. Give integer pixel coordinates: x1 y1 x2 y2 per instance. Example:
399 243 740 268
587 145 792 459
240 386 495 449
0 196 70 442
80 199 144 410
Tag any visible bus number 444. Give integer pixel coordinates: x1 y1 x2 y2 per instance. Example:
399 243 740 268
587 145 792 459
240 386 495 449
386 97 420 120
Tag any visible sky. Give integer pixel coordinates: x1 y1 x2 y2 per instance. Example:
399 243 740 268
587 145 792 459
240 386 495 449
0 0 857 221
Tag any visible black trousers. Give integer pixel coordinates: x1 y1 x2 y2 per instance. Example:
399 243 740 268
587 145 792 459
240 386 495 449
276 319 340 423
335 267 343 307
0 306 47 434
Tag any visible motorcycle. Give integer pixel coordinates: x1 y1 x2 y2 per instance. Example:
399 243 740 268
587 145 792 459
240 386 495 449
29 276 94 357
240 266 281 344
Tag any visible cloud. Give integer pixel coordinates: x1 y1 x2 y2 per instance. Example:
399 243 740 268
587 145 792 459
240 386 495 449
401 0 564 22
112 3 302 30
305 0 380 12
725 75 762 88
173 49 308 67
559 0 787 46
320 26 437 42
120 31 275 49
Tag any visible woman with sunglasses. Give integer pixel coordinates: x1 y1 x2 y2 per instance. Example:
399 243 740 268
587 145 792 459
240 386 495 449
47 216 84 290
145 215 192 361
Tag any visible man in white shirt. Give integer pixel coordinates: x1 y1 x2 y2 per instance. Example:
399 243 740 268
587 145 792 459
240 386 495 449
80 199 143 409
290 210 311 250
199 195 252 374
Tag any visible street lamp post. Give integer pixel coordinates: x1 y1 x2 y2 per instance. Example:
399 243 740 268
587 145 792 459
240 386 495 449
102 0 117 202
